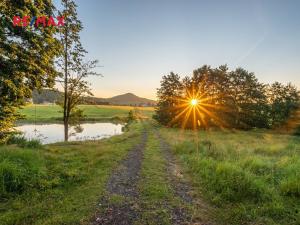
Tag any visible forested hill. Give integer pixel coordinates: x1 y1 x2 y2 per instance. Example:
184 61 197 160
32 89 62 104
31 89 156 106
105 93 156 106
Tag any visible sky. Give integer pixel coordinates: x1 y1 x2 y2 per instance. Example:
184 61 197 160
56 0 300 100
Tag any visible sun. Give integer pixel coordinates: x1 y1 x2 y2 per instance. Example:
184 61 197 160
169 86 226 130
190 99 198 106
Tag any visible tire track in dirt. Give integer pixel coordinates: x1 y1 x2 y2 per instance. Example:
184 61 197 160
156 131 215 225
91 130 148 225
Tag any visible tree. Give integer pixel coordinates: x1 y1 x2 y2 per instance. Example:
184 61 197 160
189 65 231 128
268 82 299 128
228 68 268 129
57 0 99 141
154 72 183 126
0 0 61 142
154 65 299 130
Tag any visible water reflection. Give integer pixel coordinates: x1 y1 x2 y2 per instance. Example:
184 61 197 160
15 123 123 144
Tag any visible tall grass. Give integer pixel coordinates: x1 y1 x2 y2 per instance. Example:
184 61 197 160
161 128 300 225
0 148 45 198
7 135 42 148
0 122 144 224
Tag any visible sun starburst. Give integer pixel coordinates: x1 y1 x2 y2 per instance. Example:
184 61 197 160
169 86 227 130
190 99 198 106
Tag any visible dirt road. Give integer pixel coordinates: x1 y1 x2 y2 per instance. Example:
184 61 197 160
91 126 215 225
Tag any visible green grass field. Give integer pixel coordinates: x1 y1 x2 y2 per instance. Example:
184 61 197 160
1 120 299 224
18 104 155 122
0 122 144 224
160 127 300 225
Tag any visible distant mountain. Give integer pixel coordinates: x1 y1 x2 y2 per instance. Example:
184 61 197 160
31 89 156 106
106 93 156 106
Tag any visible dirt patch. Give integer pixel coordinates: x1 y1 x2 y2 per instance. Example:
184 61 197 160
91 130 148 225
158 134 194 203
106 131 147 197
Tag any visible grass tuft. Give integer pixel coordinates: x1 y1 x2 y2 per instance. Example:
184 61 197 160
7 135 42 149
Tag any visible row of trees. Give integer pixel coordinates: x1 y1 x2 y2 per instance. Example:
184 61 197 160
0 0 98 142
154 65 299 130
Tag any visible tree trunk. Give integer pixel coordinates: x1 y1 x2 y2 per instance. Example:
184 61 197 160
64 121 68 141
63 16 68 141
65 96 72 141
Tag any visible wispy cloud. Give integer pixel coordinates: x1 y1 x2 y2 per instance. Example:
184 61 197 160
233 31 268 67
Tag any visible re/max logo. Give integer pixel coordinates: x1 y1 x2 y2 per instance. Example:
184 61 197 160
13 16 64 27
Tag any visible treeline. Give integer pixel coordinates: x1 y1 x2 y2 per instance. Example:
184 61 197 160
32 89 62 104
154 65 300 131
31 89 110 105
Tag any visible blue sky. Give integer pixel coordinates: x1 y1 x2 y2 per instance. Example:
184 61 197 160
57 0 300 99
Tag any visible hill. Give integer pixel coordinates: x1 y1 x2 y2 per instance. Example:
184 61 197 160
106 93 156 106
31 89 156 106
32 89 61 104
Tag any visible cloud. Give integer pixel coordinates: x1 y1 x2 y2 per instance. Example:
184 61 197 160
233 31 267 67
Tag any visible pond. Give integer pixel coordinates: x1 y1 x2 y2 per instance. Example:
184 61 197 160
15 123 124 144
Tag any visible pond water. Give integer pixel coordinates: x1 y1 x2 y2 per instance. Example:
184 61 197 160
15 123 124 144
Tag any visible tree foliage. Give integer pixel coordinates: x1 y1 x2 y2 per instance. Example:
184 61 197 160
0 0 61 142
57 0 99 141
155 65 300 130
153 72 182 126
267 82 299 127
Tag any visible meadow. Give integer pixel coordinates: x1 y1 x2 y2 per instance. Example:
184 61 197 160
0 122 144 224
0 119 299 224
18 104 155 123
160 127 300 225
